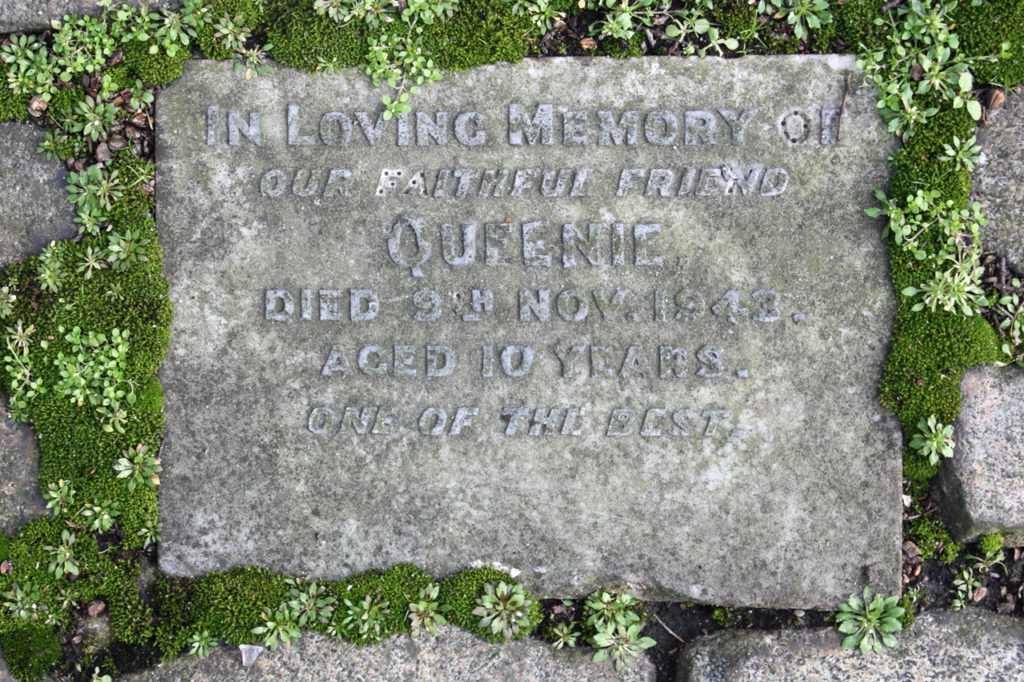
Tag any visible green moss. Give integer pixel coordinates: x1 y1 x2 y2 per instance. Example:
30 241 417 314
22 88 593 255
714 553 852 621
0 622 62 681
909 514 963 564
265 1 365 72
378 562 435 635
123 39 188 86
0 534 9 562
102 559 154 644
707 0 757 43
0 87 30 122
104 65 133 91
951 0 1024 86
0 517 114 637
47 86 87 121
151 575 199 658
194 567 289 645
977 532 1005 556
596 32 645 58
887 104 974 211
195 0 268 60
711 606 739 627
880 308 1001 446
831 0 889 53
902 451 938 483
325 567 406 645
438 567 541 643
896 592 916 630
421 0 532 70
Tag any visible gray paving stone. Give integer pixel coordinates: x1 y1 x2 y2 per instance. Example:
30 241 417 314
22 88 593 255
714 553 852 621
973 89 1024 273
0 393 46 537
941 365 1024 545
156 57 901 609
679 609 1024 681
0 122 77 268
128 626 653 682
0 0 180 33
0 122 64 537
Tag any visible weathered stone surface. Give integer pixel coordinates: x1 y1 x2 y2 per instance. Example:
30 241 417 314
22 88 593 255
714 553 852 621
973 88 1024 272
128 627 653 682
941 365 1024 545
0 122 60 536
0 123 77 268
0 0 180 33
679 609 1024 681
0 393 46 537
156 57 901 608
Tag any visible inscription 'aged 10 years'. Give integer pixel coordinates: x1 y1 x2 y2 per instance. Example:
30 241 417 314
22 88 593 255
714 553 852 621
157 58 902 609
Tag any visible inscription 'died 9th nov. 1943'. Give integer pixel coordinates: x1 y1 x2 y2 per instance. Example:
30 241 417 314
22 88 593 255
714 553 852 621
156 58 901 604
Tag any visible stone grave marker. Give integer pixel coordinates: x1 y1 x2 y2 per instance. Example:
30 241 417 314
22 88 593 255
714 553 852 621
156 57 901 609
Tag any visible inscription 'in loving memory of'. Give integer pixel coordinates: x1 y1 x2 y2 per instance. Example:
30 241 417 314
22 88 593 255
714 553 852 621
206 102 844 200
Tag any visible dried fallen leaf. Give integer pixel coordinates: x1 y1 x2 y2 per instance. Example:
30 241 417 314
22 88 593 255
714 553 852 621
86 601 106 617
0 559 11 575
580 37 597 50
986 88 1006 111
107 135 128 152
95 142 111 163
902 540 922 563
28 94 48 117
973 586 988 602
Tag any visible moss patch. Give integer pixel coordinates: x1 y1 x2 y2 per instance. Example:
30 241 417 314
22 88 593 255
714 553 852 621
265 1 366 73
951 0 1024 86
439 566 542 643
421 0 533 70
0 622 62 681
122 39 188 86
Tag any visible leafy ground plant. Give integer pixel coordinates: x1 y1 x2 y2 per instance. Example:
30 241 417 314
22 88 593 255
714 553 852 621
909 415 954 466
472 581 533 641
252 607 301 650
758 0 832 41
591 621 656 670
407 582 448 636
835 586 904 655
188 629 218 657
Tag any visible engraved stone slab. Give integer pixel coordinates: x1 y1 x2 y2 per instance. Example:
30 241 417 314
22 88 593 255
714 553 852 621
157 57 901 608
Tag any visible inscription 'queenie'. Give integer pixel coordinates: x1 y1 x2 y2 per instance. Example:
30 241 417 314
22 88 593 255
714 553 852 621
387 215 662 277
